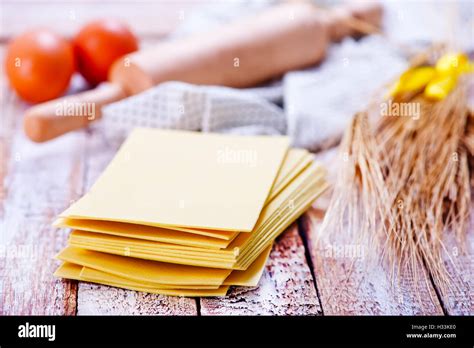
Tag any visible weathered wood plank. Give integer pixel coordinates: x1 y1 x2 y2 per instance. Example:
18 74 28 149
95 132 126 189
78 283 198 315
76 127 198 315
437 83 473 315
301 209 444 315
300 149 445 315
0 84 84 315
200 225 322 315
437 204 474 315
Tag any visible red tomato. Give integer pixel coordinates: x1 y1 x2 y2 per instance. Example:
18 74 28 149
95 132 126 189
74 19 138 86
5 29 75 103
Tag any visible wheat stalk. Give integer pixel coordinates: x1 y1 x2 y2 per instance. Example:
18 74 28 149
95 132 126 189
319 70 472 304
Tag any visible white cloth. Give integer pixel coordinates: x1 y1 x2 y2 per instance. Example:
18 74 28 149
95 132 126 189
284 36 406 150
102 82 286 139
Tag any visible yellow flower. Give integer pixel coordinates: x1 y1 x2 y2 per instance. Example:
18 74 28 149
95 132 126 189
435 53 468 74
389 66 436 96
390 52 473 100
424 74 457 100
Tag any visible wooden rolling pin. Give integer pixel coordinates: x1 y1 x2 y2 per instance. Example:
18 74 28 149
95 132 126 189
24 1 382 142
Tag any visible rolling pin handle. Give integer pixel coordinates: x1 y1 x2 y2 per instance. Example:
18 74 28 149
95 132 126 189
23 83 126 142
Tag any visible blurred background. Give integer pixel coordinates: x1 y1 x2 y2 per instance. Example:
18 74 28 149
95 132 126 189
1 0 472 47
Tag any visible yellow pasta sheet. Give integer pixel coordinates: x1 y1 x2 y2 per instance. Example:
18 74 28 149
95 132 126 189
65 164 323 256
228 162 326 251
223 244 272 286
67 173 317 265
54 262 229 297
237 179 328 269
54 148 309 244
55 246 232 286
65 167 325 269
54 244 273 295
64 164 326 269
268 151 313 201
55 218 238 240
59 128 290 232
54 217 237 245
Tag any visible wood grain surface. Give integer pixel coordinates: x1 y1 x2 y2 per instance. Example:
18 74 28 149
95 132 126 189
201 225 322 315
437 209 474 315
300 208 444 315
0 81 83 315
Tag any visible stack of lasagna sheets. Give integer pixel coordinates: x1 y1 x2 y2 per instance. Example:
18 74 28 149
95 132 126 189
54 128 327 297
